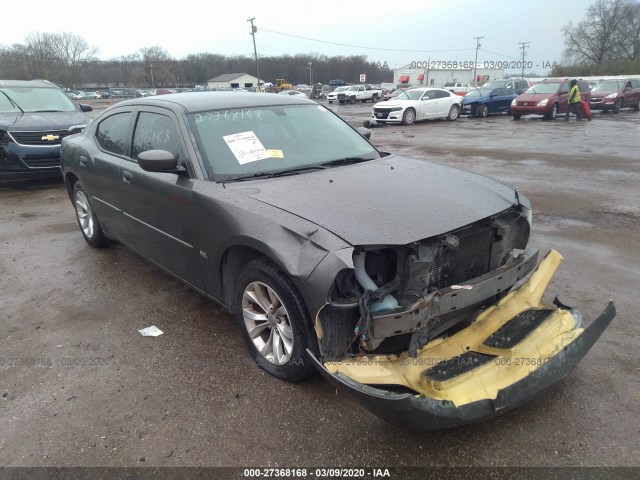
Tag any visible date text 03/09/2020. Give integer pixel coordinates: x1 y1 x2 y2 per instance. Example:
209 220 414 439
409 60 558 70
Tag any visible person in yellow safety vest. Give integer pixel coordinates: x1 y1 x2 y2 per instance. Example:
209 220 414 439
565 79 582 121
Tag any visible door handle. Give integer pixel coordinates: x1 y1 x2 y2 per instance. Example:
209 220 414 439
79 156 88 167
122 170 133 183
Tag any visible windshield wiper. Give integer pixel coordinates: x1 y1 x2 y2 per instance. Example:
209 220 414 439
0 91 24 113
229 165 326 182
320 157 372 167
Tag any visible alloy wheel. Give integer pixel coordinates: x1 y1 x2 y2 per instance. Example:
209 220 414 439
75 190 94 239
242 281 294 365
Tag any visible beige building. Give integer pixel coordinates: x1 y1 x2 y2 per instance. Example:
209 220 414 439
207 73 263 90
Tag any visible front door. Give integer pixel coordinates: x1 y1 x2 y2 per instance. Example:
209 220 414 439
117 108 203 290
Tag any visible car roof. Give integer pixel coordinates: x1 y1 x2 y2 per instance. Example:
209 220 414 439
0 79 59 89
408 87 448 92
113 91 313 113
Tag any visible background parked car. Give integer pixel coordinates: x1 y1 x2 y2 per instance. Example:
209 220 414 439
510 79 591 120
462 87 519 117
327 86 349 103
382 89 405 101
278 90 308 98
589 79 640 113
372 87 463 125
481 78 531 94
443 82 469 95
0 79 92 183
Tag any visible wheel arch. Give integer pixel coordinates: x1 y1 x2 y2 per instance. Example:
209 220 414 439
64 172 80 201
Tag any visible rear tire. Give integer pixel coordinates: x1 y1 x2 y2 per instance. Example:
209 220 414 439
235 258 317 382
72 182 111 248
447 105 460 121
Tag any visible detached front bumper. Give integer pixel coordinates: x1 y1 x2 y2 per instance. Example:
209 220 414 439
308 250 616 430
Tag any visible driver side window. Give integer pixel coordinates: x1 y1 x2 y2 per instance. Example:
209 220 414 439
132 112 185 164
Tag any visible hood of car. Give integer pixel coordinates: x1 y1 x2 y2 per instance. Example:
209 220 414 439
463 97 485 104
225 155 518 246
516 93 558 103
374 100 410 108
589 91 616 98
0 111 90 130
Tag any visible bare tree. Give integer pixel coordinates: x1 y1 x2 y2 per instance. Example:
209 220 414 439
52 32 99 69
562 0 638 64
619 1 640 58
23 32 61 79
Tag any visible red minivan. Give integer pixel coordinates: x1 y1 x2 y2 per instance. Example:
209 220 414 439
589 79 640 113
510 79 591 120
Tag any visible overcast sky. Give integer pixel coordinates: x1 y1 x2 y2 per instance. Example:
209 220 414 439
3 0 590 73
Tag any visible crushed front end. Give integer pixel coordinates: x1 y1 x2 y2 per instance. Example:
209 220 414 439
309 205 615 430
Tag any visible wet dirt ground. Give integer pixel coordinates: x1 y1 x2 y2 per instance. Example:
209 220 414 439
1 100 639 468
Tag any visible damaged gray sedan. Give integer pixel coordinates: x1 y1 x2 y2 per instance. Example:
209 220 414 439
61 93 615 430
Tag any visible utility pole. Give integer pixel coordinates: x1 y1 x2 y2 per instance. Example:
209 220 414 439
518 42 530 79
248 17 261 90
473 36 483 87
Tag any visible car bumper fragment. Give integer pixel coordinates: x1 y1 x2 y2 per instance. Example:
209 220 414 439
307 250 616 430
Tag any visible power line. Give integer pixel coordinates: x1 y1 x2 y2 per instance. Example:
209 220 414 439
259 28 475 54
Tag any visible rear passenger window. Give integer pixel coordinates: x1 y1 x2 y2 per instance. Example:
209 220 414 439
96 112 132 156
434 90 451 98
132 112 184 162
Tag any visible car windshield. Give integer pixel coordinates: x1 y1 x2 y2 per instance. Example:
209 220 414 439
334 86 348 92
465 88 492 98
524 82 562 94
188 104 380 181
346 86 360 91
0 87 77 113
396 90 425 100
592 80 622 91
481 81 506 89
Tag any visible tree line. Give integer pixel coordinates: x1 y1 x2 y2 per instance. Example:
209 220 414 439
0 33 393 88
552 0 640 76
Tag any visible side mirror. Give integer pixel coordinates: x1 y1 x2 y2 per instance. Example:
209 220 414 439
79 104 93 112
356 126 372 140
138 150 178 172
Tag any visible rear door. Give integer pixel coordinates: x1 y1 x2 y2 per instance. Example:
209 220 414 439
433 89 454 117
117 107 204 290
84 109 135 240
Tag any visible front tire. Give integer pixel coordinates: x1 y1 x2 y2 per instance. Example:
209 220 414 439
402 108 416 125
612 99 622 113
546 103 558 120
350 96 356 104
477 104 489 118
512 113 522 120
447 104 460 121
235 258 317 382
72 182 111 248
